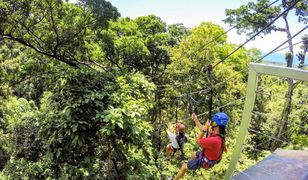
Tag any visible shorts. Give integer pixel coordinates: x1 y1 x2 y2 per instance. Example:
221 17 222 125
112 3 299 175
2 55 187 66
187 151 203 170
171 146 180 152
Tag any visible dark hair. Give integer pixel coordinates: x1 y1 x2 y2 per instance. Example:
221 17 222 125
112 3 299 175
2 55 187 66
217 125 226 163
218 125 226 139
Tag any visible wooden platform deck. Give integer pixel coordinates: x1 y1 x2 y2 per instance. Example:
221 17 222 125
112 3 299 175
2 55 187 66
232 150 308 180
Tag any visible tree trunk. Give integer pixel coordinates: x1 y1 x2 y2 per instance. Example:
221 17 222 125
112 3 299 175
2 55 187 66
270 14 294 151
297 36 307 68
151 87 163 155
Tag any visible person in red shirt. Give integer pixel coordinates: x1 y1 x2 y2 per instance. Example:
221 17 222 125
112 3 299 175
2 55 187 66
172 112 229 180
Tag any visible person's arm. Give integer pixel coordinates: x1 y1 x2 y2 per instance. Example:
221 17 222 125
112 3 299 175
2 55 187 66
166 124 176 133
195 131 206 143
192 114 211 143
191 113 210 132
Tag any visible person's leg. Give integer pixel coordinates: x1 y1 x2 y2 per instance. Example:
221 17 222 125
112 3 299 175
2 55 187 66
166 144 176 159
173 151 200 180
166 144 172 157
190 151 196 159
180 149 185 160
174 163 188 180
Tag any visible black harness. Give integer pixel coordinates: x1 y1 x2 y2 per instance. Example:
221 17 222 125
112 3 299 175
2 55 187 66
172 133 187 159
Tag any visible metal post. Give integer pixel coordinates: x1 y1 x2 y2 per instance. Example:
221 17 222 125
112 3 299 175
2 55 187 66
224 64 259 180
224 62 308 179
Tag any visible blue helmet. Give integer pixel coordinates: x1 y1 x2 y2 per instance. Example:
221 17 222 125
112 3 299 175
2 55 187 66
212 112 229 126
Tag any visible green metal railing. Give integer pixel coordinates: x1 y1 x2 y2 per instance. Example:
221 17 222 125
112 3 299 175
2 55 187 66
224 63 308 180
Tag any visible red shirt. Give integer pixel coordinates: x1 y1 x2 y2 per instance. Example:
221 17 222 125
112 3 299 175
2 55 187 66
198 134 223 160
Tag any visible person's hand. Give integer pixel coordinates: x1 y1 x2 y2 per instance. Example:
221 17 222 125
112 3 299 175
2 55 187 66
204 120 211 131
167 124 175 132
191 113 197 122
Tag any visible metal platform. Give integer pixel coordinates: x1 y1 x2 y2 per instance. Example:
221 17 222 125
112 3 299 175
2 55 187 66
232 150 308 180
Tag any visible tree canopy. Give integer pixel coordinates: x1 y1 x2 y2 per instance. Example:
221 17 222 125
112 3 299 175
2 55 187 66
0 0 307 179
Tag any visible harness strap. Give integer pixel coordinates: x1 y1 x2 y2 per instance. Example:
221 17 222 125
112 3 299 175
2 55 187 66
198 153 219 169
175 97 179 125
198 137 225 169
206 65 213 138
176 136 183 150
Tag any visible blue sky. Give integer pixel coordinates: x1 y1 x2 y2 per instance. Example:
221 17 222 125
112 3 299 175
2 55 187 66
106 0 249 27
69 0 256 24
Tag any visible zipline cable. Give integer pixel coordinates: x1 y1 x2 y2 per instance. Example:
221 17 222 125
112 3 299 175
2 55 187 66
256 78 284 92
176 97 179 125
248 128 286 143
250 127 290 148
207 65 214 122
256 91 305 104
212 25 308 90
156 0 281 89
158 38 305 89
160 9 306 131
178 87 211 98
202 0 280 49
187 85 195 114
212 0 302 68
175 61 291 124
274 40 306 53
253 111 304 127
157 32 305 92
176 97 245 123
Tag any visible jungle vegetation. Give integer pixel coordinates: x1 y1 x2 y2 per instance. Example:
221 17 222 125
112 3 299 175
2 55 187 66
0 0 307 179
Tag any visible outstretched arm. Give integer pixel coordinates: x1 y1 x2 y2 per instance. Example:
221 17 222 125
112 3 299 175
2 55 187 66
191 113 210 132
191 113 211 142
195 120 211 143
166 124 176 133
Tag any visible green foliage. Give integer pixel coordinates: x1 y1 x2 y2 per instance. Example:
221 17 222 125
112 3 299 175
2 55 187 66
78 0 120 29
1 68 159 179
224 0 281 36
166 22 254 127
0 96 46 179
288 82 308 149
167 23 190 46
1 0 307 179
0 0 111 68
2 159 54 180
155 21 261 179
135 15 167 36
38 70 113 166
99 15 172 82
224 0 307 37
100 73 158 178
